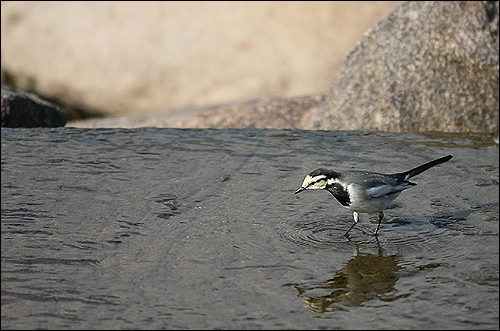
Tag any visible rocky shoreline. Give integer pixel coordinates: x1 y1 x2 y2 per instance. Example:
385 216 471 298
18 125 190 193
2 2 498 133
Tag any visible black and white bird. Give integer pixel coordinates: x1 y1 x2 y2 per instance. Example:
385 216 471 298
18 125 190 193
295 155 453 236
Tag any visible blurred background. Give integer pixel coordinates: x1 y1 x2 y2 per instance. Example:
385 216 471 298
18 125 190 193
1 1 401 120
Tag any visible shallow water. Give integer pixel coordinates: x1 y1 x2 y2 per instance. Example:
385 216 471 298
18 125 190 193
1 128 498 329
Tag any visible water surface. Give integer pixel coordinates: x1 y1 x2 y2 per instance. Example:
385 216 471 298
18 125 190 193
1 128 498 329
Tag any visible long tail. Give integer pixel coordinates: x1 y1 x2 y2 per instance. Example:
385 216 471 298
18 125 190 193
396 155 453 181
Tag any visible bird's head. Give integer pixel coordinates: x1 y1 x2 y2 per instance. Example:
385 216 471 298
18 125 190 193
295 168 338 194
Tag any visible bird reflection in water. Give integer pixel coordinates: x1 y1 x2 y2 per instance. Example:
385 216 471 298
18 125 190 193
294 240 411 313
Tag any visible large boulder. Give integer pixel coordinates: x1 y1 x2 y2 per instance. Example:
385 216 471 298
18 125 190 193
306 1 499 133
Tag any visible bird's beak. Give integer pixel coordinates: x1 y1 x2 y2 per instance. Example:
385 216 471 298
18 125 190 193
295 187 306 194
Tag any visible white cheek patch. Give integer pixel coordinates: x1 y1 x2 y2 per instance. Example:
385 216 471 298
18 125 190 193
302 175 327 189
312 181 326 189
301 175 322 186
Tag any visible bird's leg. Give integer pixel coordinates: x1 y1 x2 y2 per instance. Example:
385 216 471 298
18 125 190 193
374 211 384 236
344 211 359 237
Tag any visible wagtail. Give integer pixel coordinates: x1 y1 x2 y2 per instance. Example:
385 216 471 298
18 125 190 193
295 155 453 236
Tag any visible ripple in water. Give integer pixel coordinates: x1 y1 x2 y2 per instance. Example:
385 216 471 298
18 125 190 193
278 217 379 248
279 207 486 257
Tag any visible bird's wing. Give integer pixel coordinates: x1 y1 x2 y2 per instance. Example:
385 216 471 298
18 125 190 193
362 176 414 198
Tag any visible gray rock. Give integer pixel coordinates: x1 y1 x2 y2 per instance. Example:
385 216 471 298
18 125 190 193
1 85 67 127
307 1 499 133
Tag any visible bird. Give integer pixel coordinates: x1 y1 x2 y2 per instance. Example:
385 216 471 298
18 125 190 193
294 155 453 237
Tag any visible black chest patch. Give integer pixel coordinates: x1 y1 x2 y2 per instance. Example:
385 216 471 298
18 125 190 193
326 183 350 206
